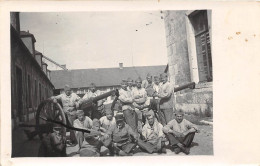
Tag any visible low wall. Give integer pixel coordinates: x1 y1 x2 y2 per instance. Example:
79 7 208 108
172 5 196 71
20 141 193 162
175 82 213 115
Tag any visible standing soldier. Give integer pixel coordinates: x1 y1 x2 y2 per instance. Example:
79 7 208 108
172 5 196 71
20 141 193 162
132 77 150 131
142 73 153 89
82 83 105 119
127 77 136 92
118 80 138 132
50 85 80 146
153 73 174 126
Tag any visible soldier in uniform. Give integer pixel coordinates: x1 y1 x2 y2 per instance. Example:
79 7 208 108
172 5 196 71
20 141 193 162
127 77 136 92
132 77 150 131
153 73 174 126
50 85 81 145
82 83 105 119
163 109 199 155
141 110 166 154
105 113 139 156
118 80 138 132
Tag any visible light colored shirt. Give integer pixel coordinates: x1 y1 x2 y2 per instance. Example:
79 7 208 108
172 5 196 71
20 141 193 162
118 88 133 111
158 82 174 109
52 93 81 112
142 119 164 142
99 116 116 130
153 84 160 93
131 87 148 105
163 119 198 134
73 116 93 135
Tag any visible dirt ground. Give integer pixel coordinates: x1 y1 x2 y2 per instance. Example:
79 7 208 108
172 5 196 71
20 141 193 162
12 121 213 157
67 124 213 157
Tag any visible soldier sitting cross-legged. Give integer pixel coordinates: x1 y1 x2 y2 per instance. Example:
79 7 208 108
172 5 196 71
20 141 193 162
163 109 199 155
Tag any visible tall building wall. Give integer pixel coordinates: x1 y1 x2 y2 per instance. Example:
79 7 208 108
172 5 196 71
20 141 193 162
11 25 54 129
164 10 213 114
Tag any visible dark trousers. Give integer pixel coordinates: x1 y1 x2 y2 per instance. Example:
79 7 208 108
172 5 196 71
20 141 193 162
137 139 163 154
166 132 195 147
65 113 77 144
158 108 174 126
123 109 138 132
104 138 136 155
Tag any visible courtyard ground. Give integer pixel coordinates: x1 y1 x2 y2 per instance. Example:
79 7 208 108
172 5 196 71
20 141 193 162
12 118 213 157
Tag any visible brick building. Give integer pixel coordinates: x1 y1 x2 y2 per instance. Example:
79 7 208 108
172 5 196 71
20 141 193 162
50 65 166 96
164 10 213 114
11 12 54 129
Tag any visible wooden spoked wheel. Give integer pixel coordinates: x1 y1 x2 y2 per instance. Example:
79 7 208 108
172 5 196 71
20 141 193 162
35 100 66 139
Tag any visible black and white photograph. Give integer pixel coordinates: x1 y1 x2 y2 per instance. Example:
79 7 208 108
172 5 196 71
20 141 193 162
10 10 213 157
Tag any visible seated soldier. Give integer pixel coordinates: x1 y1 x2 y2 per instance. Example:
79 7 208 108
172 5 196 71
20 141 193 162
105 113 139 156
163 109 199 155
99 107 116 131
73 110 93 152
79 119 107 157
132 77 150 129
38 127 66 157
141 110 166 154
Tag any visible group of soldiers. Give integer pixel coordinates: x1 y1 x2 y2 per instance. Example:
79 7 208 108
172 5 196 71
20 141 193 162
30 73 199 157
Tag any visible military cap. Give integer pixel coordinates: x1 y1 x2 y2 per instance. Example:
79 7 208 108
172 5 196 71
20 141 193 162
175 109 184 116
64 84 71 91
115 113 124 122
76 110 84 116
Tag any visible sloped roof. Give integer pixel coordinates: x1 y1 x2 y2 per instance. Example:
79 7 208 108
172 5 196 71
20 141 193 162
50 65 166 89
20 31 36 42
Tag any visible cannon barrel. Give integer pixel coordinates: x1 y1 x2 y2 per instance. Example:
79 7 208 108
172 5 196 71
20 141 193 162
79 89 119 110
174 82 195 92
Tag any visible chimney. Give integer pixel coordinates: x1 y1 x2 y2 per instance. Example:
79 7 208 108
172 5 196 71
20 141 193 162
10 12 20 32
119 63 123 69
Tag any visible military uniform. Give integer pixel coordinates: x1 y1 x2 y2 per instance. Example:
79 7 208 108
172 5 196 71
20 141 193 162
157 82 174 126
141 119 165 153
106 123 138 155
131 87 150 128
118 88 138 132
163 119 198 148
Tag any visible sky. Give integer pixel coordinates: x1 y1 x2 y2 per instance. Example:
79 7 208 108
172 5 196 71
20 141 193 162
20 11 168 70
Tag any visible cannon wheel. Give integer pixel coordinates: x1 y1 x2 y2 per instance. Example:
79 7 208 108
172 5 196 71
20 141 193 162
35 100 67 139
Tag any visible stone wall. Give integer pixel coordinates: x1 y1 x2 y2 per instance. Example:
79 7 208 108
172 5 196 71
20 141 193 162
164 10 213 114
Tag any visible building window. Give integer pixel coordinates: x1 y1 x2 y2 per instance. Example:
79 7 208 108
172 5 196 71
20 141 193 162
27 74 32 107
35 79 37 106
39 83 41 102
189 10 212 82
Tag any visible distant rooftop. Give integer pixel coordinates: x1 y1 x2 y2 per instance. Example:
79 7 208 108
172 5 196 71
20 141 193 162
50 65 166 89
